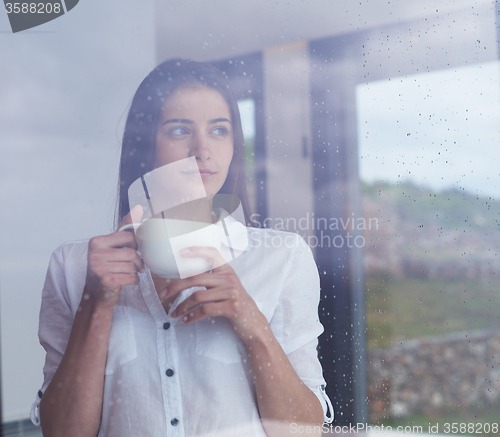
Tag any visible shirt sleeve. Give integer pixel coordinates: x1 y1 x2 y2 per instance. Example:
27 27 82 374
269 234 334 423
30 243 85 426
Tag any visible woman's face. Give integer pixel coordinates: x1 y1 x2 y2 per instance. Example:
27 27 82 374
155 85 234 198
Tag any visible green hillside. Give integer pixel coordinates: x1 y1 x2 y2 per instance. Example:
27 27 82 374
362 181 500 348
362 181 500 232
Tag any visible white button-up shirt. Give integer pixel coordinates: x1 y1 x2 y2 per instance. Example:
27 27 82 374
31 227 333 436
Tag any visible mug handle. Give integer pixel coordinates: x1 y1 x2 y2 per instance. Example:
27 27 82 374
117 223 137 232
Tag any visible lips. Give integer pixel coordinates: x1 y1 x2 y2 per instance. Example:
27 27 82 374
198 168 215 175
198 168 215 179
181 168 215 178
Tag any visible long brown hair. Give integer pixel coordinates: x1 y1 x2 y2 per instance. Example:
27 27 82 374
116 58 252 226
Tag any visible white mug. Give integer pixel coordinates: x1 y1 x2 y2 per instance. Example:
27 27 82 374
119 218 221 279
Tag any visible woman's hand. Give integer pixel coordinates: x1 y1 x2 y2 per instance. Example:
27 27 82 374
161 245 324 432
161 246 268 342
85 210 144 306
40 207 144 437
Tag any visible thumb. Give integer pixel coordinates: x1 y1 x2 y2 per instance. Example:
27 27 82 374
118 204 144 230
130 204 144 225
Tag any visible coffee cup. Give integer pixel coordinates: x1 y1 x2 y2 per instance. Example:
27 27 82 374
119 218 221 279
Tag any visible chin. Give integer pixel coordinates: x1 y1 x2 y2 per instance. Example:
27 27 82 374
203 182 224 197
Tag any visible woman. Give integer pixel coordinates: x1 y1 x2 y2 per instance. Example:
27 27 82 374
31 59 333 436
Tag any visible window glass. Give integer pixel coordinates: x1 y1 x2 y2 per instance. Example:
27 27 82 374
2 0 499 433
237 98 257 213
358 60 500 427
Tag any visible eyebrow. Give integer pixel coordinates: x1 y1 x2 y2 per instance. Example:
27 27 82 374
161 117 231 126
209 118 231 124
162 118 193 125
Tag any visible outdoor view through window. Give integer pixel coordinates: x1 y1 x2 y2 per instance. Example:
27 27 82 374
358 61 500 428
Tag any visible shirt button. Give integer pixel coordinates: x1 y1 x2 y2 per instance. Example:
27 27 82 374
163 322 171 330
171 418 179 426
166 368 174 377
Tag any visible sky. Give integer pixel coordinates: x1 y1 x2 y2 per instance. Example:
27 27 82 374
357 61 500 198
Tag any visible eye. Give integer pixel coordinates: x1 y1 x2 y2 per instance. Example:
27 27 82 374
211 126 230 136
169 126 190 136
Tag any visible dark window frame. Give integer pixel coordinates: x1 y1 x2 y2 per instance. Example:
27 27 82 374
212 53 268 220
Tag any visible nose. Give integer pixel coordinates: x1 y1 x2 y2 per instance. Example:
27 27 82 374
189 133 211 162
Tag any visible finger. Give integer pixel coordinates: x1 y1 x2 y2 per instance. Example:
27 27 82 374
180 246 228 271
101 261 139 275
92 264 143 280
89 247 144 273
89 231 139 251
130 204 144 225
118 204 144 230
115 252 144 274
161 272 227 300
171 288 236 318
177 301 231 324
100 272 140 294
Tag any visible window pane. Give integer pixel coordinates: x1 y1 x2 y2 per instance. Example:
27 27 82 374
358 61 500 426
238 98 257 214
